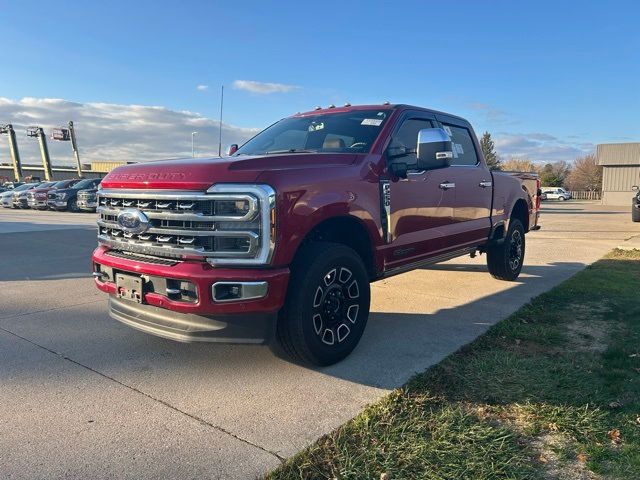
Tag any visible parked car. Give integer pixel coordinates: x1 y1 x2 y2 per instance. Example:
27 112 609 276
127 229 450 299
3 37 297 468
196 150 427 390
77 181 102 212
541 187 572 201
48 178 101 212
91 103 541 366
632 185 640 223
6 182 43 208
2 181 24 190
28 179 79 210
26 181 58 209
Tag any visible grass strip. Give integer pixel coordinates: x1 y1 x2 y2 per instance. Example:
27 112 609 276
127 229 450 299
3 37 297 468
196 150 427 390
267 249 640 479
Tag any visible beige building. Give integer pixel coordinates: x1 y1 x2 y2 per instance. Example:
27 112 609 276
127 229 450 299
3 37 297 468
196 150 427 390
597 143 640 206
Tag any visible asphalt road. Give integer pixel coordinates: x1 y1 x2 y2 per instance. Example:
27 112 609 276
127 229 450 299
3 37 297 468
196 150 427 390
1 203 639 479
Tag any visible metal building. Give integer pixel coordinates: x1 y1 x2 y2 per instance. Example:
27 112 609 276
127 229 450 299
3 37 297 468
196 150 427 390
597 143 640 206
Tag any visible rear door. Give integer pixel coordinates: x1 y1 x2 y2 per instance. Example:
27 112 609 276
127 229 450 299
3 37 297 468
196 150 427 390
384 112 459 268
434 115 493 247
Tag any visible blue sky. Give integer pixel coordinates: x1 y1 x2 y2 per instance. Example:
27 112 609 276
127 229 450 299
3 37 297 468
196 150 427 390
0 0 638 164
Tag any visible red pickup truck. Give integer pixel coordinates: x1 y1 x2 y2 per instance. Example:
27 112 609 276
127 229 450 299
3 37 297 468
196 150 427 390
92 104 540 365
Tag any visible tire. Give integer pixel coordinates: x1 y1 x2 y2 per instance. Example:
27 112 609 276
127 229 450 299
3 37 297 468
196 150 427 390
276 242 370 366
68 198 79 212
559 196 566 201
486 218 525 281
633 203 640 223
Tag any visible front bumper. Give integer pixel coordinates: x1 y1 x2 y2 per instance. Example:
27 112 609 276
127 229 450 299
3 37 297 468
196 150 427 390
13 198 28 208
48 199 68 209
78 200 97 210
29 199 48 208
92 246 290 343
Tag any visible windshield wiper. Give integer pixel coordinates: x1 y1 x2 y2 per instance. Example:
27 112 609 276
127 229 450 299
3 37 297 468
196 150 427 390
265 149 317 154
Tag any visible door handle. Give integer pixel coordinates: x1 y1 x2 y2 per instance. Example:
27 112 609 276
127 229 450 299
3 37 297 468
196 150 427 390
479 181 493 188
439 182 456 190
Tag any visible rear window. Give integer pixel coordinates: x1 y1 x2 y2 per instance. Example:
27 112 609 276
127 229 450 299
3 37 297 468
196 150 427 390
442 124 478 166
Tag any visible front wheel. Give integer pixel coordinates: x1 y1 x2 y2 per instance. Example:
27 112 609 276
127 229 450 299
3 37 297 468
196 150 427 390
276 242 370 366
558 196 567 201
632 203 640 223
486 218 525 281
68 198 79 212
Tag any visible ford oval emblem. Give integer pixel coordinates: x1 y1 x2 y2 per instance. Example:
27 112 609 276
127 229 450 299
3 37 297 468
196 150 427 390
117 208 150 234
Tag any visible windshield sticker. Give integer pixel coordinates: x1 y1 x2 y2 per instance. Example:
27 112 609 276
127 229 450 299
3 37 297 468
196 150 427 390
455 143 464 154
361 118 383 126
443 125 453 137
308 121 325 132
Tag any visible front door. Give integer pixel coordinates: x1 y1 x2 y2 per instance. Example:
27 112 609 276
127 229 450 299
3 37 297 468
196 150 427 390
384 115 459 270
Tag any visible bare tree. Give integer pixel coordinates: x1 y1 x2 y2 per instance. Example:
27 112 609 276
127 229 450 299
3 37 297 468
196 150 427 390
501 157 539 173
566 154 602 192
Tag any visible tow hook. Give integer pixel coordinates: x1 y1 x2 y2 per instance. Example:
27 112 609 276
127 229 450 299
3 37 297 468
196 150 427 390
92 271 107 281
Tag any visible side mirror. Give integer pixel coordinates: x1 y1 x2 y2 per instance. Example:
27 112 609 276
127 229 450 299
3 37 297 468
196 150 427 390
226 144 239 156
416 128 453 170
632 185 639 191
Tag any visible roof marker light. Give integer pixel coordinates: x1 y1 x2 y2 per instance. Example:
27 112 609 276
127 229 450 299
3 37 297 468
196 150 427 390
344 102 351 107
315 106 322 110
328 104 335 108
383 101 390 105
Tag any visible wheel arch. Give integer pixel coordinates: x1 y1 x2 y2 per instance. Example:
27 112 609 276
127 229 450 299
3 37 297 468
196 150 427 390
293 215 377 279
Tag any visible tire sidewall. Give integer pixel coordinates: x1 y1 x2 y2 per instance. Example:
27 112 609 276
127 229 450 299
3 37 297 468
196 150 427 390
504 219 525 278
289 244 370 365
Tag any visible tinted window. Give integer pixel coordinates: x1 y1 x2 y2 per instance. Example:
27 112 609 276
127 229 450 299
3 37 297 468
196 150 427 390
72 179 96 189
234 110 391 156
442 124 478 166
388 118 434 164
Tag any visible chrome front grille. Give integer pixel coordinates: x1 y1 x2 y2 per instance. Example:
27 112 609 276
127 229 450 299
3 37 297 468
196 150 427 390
96 187 274 264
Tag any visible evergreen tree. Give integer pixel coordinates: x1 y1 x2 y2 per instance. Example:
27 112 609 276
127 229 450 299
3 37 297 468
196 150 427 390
480 131 501 170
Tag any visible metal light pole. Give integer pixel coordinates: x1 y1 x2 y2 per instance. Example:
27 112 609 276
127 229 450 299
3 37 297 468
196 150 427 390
191 131 198 158
218 85 224 157
0 124 22 182
68 121 82 177
27 127 53 181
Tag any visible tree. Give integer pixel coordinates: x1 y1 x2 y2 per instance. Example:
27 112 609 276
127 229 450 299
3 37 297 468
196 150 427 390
501 157 538 173
539 161 571 187
565 154 602 192
480 131 501 170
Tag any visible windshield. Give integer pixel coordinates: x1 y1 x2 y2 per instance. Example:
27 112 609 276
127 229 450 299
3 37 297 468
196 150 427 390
234 110 391 156
72 179 96 189
14 183 37 192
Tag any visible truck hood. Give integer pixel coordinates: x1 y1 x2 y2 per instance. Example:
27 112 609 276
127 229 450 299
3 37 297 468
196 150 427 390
100 154 357 190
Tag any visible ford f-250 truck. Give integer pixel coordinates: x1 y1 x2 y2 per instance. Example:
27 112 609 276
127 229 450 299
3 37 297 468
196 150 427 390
92 104 540 365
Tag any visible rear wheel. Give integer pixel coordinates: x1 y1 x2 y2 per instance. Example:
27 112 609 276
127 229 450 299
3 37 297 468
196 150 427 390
559 196 567 201
632 203 640 222
276 242 370 366
486 218 525 281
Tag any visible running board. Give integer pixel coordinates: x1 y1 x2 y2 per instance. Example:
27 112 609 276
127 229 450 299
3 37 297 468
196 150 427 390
381 247 476 279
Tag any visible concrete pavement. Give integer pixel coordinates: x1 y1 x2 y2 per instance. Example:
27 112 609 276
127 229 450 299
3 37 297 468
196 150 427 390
1 202 639 478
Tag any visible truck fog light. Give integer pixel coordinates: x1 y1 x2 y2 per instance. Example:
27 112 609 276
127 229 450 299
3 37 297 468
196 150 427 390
212 281 268 302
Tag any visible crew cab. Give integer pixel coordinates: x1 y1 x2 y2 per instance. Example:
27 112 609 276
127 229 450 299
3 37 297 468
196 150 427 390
92 104 540 365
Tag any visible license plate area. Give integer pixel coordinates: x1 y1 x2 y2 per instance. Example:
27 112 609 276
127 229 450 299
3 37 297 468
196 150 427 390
116 273 145 303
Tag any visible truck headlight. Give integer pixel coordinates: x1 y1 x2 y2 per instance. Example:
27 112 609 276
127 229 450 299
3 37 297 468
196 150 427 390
205 184 276 266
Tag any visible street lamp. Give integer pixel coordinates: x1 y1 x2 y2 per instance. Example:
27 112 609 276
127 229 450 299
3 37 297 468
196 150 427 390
191 131 198 158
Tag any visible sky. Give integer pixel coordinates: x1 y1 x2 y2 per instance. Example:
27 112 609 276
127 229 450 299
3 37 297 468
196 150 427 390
0 0 638 166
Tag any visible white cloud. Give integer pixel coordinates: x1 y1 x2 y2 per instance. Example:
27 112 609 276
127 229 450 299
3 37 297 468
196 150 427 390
196 84 208 91
0 97 260 166
494 132 595 163
232 79 298 94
